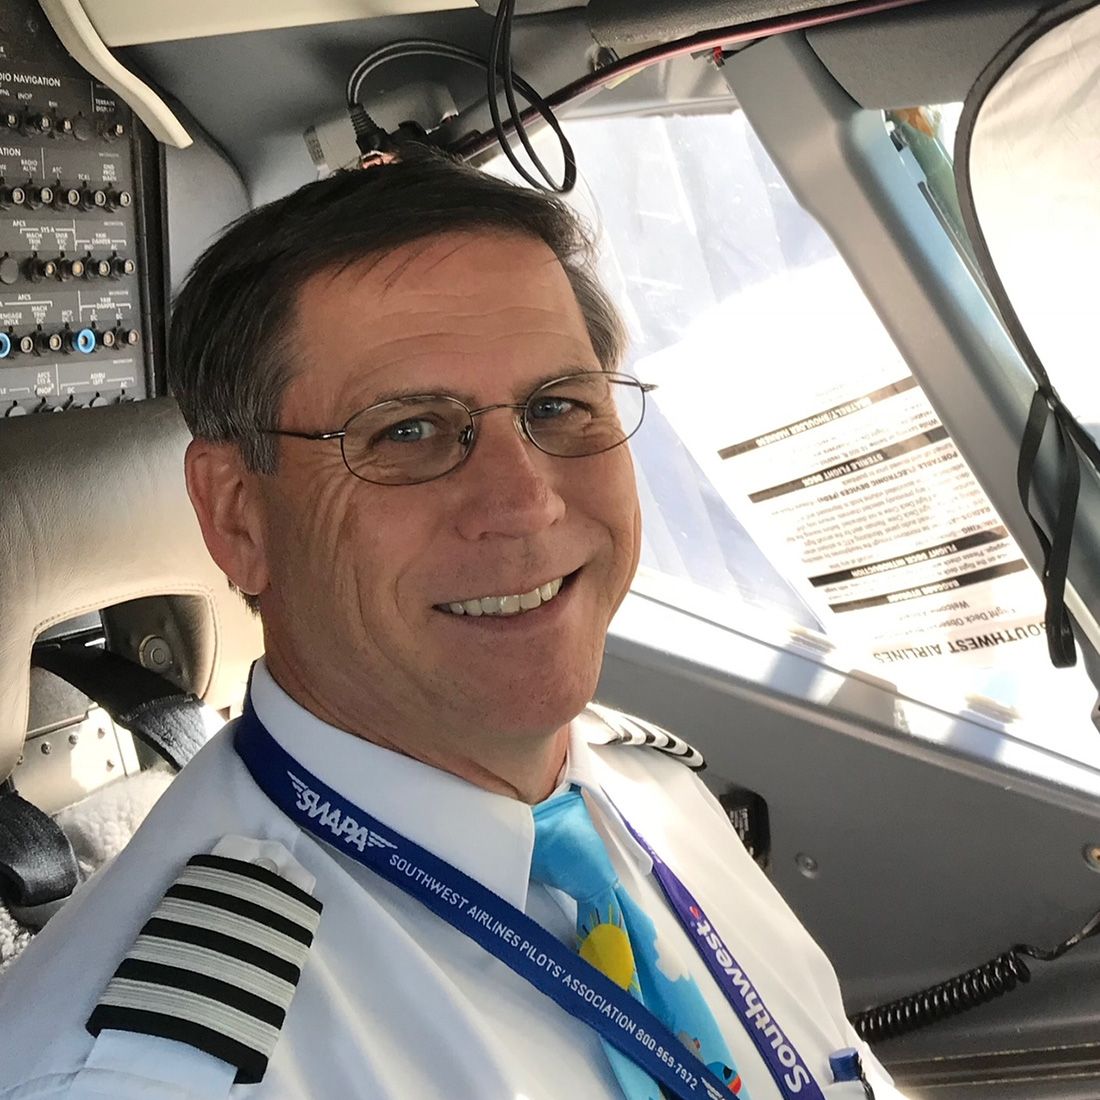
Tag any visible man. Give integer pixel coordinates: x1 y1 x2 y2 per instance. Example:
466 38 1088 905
0 149 900 1099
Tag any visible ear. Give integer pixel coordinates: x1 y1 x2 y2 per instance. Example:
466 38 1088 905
185 439 271 598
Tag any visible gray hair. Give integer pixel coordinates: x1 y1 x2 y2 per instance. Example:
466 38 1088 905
169 145 627 476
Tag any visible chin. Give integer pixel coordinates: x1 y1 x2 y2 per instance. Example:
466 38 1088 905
466 664 599 736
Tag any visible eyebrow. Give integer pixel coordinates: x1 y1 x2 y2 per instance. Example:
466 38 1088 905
364 365 600 407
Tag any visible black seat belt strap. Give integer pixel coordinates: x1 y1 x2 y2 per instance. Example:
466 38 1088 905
0 778 79 907
31 643 209 771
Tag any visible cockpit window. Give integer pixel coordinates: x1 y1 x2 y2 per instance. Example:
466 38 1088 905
489 107 1100 772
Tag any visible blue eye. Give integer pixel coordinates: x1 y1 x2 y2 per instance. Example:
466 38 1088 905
382 418 438 443
529 396 576 420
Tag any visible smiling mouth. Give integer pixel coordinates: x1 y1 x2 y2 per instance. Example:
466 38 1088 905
435 571 577 617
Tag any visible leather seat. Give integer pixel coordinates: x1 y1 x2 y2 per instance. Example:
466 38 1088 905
0 397 262 802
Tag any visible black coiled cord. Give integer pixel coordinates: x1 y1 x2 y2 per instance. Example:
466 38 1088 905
850 904 1100 1043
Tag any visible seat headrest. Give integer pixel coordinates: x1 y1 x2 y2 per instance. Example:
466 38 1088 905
0 398 262 781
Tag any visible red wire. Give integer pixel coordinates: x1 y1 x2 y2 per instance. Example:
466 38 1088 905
452 0 934 159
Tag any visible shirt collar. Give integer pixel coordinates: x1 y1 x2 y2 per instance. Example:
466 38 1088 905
566 711 654 877
248 660 652 909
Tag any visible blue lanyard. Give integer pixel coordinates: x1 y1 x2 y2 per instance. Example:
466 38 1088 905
234 707 824 1100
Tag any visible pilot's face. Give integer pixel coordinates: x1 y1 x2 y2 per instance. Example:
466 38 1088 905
255 231 641 742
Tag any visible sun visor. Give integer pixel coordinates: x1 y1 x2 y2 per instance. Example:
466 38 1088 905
955 0 1100 669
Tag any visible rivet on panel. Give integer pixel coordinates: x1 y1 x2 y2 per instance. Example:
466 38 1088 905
795 852 819 878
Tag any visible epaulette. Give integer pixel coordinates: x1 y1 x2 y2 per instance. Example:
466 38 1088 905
86 851 322 1084
586 703 706 771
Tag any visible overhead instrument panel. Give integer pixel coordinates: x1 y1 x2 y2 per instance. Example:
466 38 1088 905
0 0 164 418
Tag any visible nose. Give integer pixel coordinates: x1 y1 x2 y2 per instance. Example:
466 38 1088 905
453 407 566 540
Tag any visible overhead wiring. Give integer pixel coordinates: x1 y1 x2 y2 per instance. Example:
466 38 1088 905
345 0 929 187
487 0 576 192
452 0 935 162
345 19 575 192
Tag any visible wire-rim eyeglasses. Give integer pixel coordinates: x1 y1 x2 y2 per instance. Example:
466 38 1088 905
261 371 656 486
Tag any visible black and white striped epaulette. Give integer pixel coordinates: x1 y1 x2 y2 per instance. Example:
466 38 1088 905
585 702 706 771
86 851 322 1084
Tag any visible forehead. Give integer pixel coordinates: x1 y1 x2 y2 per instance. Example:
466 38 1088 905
287 231 597 411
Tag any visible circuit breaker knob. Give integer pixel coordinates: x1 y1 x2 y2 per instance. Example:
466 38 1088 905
25 256 57 281
25 184 53 208
58 256 85 280
79 187 107 211
23 113 51 135
110 256 135 278
0 184 25 208
65 327 96 354
53 186 80 211
35 330 63 354
86 257 112 279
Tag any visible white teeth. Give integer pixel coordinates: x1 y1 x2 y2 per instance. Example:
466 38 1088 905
440 576 568 617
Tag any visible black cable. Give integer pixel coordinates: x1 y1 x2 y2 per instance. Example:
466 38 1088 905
345 29 575 192
499 0 550 182
850 903 1100 1043
486 0 575 192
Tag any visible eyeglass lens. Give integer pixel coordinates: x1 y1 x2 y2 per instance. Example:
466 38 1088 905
341 373 645 485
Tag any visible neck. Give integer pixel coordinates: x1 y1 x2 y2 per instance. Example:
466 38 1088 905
263 654 570 805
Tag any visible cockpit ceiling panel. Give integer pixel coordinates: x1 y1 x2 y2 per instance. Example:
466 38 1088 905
61 0 480 47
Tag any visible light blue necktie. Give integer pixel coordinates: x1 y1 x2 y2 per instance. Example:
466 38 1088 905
531 788 747 1099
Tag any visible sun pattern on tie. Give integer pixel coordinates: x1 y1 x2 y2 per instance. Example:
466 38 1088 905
531 788 748 1100
578 903 642 995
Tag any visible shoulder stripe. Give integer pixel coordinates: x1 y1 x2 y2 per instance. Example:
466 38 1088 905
86 1006 269 1085
175 865 321 930
188 853 322 912
88 853 321 1085
586 703 706 771
112 959 287 1026
128 934 297 1004
139 917 302 984
164 884 315 945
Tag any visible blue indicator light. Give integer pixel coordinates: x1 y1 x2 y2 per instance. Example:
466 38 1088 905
0 332 10 359
75 327 96 355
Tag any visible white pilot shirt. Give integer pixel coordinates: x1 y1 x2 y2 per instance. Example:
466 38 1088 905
0 661 902 1100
